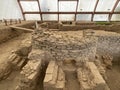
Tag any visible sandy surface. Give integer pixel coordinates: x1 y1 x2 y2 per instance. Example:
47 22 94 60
0 33 31 64
106 63 120 90
0 33 31 90
0 71 21 90
0 29 119 90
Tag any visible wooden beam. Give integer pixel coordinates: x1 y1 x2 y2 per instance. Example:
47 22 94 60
35 21 39 29
17 0 26 20
37 0 43 21
91 0 99 21
74 0 79 21
10 26 34 32
109 0 120 21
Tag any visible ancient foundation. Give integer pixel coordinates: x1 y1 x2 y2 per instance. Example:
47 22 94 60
0 21 120 90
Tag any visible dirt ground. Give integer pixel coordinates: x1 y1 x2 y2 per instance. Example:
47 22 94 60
0 71 21 90
106 63 120 90
0 29 119 90
0 33 31 90
62 60 80 90
0 21 33 29
0 33 31 63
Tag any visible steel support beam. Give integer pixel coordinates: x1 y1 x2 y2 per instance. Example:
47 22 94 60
75 0 79 21
23 11 120 14
58 0 59 21
109 0 120 21
18 0 120 21
20 0 37 2
17 0 26 20
58 0 78 1
37 0 43 21
91 0 99 21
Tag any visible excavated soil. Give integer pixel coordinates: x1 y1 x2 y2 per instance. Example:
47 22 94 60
0 33 31 63
0 33 31 90
0 29 120 90
106 63 120 90
0 71 21 90
62 60 80 90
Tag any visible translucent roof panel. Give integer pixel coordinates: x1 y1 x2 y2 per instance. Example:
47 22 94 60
111 14 120 21
76 14 92 21
59 1 77 12
25 14 41 20
59 14 75 21
93 14 109 21
40 0 57 12
114 2 120 12
42 14 58 21
20 1 39 12
77 0 96 12
96 0 117 12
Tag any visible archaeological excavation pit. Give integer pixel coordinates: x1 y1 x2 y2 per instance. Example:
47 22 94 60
0 21 120 90
1 0 120 89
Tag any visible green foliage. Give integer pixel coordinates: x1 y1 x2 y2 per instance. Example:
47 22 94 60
95 21 111 25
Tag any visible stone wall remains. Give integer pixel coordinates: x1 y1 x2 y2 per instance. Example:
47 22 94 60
39 22 120 33
96 35 120 61
32 29 97 62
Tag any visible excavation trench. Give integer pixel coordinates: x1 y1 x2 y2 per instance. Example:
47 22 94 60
0 33 32 90
106 61 120 90
37 61 49 90
64 71 80 90
1 22 120 90
63 60 80 90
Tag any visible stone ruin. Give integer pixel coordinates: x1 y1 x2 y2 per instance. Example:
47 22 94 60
14 24 120 90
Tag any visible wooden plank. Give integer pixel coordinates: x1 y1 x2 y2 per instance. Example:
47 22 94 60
10 26 34 32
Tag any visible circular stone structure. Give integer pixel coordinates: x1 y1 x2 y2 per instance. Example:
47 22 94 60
16 28 120 90
93 30 120 61
32 29 98 62
33 29 120 62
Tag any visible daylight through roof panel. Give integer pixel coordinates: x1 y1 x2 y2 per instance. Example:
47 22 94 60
42 14 58 20
59 1 77 12
20 1 39 12
40 0 57 12
78 0 96 12
59 14 75 21
111 14 120 21
96 0 117 12
25 14 41 20
76 14 92 21
93 14 109 21
115 1 120 11
17 0 120 21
